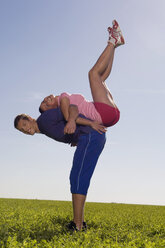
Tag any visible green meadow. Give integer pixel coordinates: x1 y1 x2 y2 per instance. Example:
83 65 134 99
0 198 165 248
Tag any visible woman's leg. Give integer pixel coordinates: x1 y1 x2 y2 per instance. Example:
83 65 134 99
88 43 116 107
101 50 114 82
89 20 124 107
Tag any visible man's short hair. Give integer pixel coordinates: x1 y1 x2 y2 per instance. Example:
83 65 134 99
39 106 43 114
14 114 29 129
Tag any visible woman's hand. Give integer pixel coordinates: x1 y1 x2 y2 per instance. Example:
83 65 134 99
90 121 107 134
64 120 76 134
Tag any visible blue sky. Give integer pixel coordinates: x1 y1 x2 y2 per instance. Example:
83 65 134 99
0 0 165 205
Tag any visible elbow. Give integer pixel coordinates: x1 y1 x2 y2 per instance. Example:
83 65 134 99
70 104 78 109
64 115 69 121
69 104 79 113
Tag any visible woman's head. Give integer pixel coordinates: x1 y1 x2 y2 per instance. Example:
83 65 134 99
39 95 57 113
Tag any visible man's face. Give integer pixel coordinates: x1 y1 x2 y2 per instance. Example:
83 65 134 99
17 118 36 135
40 95 56 112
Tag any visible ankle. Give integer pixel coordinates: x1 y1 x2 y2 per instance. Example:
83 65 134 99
73 220 83 230
76 223 83 230
107 41 115 48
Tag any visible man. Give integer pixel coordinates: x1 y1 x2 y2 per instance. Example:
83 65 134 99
14 19 124 230
14 104 106 231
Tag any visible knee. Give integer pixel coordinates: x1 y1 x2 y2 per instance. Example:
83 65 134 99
88 68 98 81
88 69 94 79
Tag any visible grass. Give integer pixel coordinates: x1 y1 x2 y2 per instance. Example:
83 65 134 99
0 198 165 247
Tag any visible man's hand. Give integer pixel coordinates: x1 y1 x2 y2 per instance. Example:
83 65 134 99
64 119 76 134
70 142 77 147
90 121 107 134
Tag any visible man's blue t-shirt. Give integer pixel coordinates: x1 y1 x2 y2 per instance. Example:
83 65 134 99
37 108 92 144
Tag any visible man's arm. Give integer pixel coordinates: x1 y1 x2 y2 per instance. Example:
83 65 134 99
62 103 106 135
60 96 106 134
76 117 107 134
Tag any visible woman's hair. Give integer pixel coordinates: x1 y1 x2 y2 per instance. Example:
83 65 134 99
14 114 29 129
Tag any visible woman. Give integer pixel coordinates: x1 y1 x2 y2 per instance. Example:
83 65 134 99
39 20 125 135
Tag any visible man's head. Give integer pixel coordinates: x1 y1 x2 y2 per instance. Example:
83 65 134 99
14 114 39 135
39 95 57 113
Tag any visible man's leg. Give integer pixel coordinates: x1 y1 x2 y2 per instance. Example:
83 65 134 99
69 131 106 230
72 194 86 230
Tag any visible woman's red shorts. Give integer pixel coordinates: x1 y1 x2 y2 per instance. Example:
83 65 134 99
94 102 120 127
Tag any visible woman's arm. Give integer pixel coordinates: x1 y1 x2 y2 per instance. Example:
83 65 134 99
60 97 71 121
64 104 79 134
60 97 78 134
